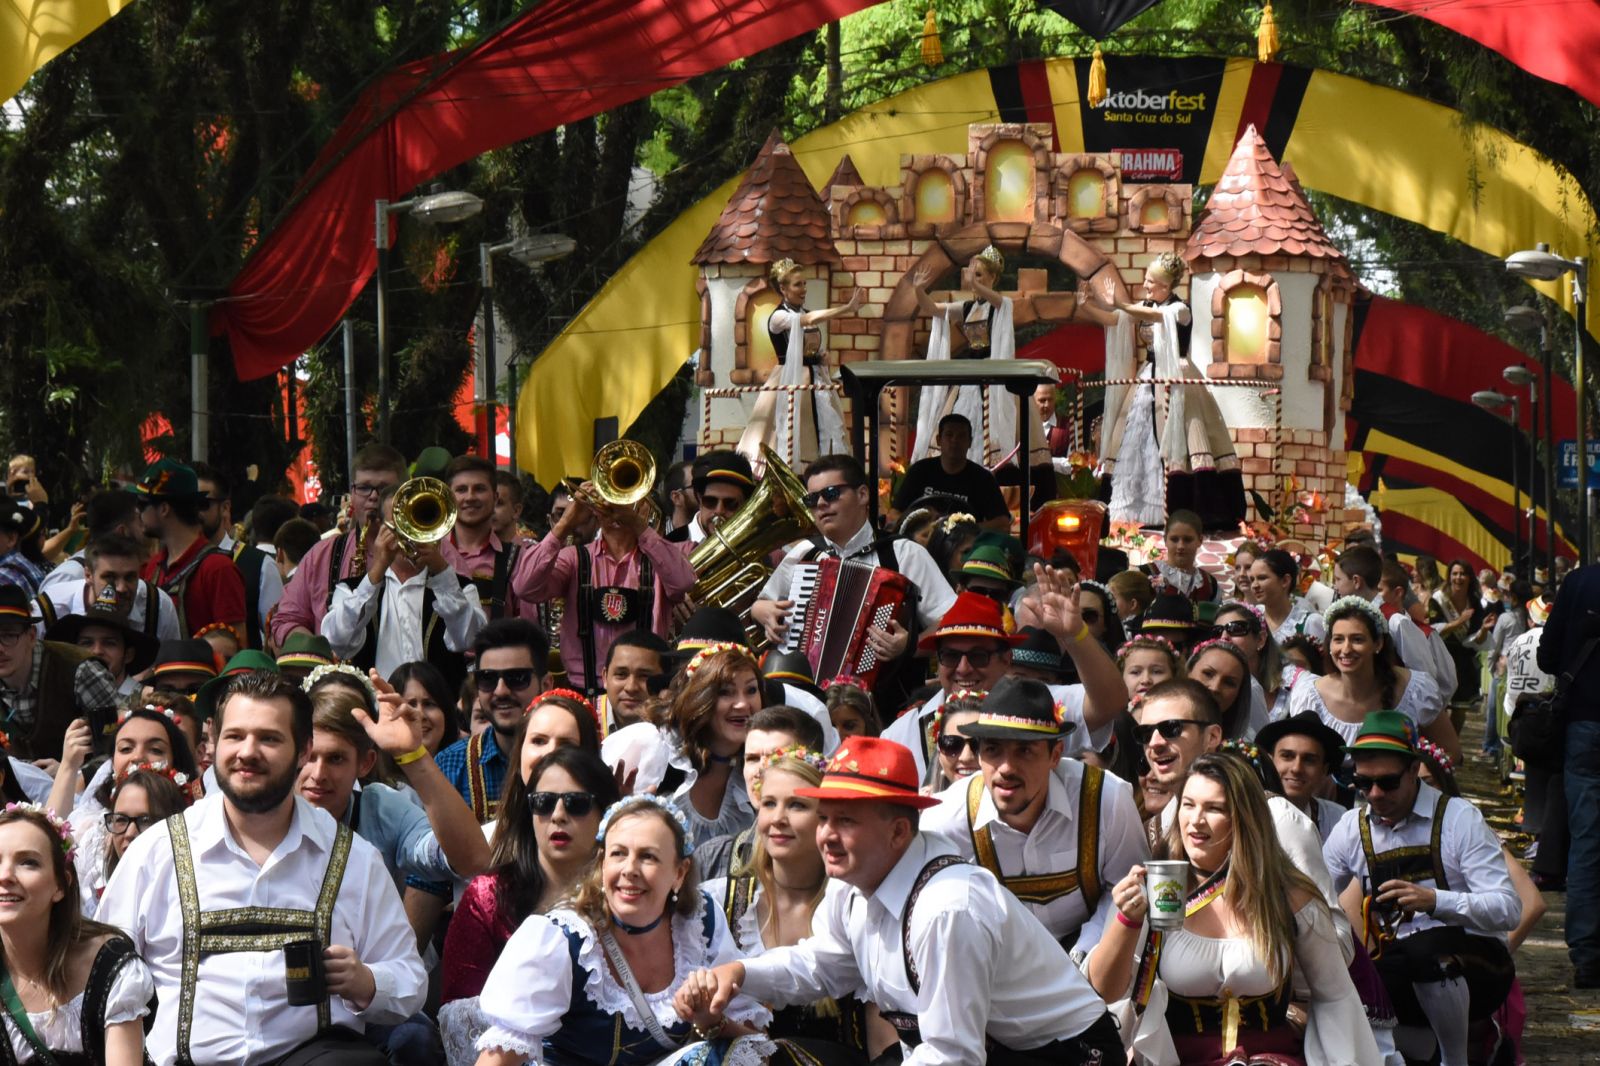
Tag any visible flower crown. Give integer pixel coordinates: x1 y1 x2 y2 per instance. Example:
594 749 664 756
751 744 830 797
595 794 694 858
823 674 869 692
939 512 976 534
1323 595 1387 637
1116 633 1178 665
193 622 241 645
1187 638 1250 669
683 642 757 679
302 663 378 701
1415 738 1455 778
121 704 178 725
117 760 201 806
931 689 988 743
3 803 75 863
1219 600 1266 628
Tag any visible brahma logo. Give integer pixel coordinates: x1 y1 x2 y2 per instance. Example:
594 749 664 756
1117 149 1183 181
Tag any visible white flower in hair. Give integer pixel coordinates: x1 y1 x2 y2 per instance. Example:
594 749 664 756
302 663 378 701
1323 595 1387 636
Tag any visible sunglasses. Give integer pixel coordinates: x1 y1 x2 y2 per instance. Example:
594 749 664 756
1216 619 1259 636
936 648 999 669
475 668 538 694
1080 608 1101 625
1134 719 1203 745
936 734 980 758
529 791 598 818
1351 771 1408 793
802 484 851 509
104 812 161 835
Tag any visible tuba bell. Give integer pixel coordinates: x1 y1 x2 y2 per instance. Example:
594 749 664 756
688 446 816 644
389 476 457 553
586 440 657 510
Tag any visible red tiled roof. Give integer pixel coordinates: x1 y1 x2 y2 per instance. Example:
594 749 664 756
692 130 841 267
825 154 864 189
1187 125 1348 271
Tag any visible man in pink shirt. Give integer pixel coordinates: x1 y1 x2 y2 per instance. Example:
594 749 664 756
514 476 695 693
441 455 521 619
269 444 407 646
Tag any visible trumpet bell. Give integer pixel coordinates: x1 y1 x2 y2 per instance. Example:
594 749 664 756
392 477 457 545
592 440 656 507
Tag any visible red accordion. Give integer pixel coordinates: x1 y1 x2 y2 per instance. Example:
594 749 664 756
781 557 910 688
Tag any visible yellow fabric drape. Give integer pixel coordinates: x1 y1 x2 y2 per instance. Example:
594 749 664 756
2 1 134 103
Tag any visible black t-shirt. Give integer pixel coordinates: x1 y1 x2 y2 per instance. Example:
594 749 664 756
892 457 1009 520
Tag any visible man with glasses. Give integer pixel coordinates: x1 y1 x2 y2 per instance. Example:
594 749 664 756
923 677 1146 955
272 444 408 649
666 450 752 547
0 585 119 759
133 457 247 643
952 543 1019 605
434 619 550 822
1323 711 1520 1066
191 461 235 550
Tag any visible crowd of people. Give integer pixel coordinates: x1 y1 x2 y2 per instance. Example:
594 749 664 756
0 406 1587 1066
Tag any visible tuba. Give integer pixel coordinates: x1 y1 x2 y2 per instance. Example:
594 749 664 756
688 446 816 642
388 477 457 554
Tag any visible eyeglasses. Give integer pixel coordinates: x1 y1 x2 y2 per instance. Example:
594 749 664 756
1134 719 1203 745
475 668 537 693
104 812 160 835
350 482 390 498
965 585 1009 605
1216 619 1259 636
0 628 29 648
936 647 999 669
1351 771 1408 793
529 791 597 818
935 734 980 758
701 495 744 513
802 484 850 509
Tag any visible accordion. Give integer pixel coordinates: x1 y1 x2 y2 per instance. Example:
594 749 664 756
780 557 911 688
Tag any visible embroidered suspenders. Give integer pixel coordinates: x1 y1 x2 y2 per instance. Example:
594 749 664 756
964 766 1104 910
878 854 968 1047
1357 800 1450 955
721 873 759 951
466 730 497 823
169 815 353 1066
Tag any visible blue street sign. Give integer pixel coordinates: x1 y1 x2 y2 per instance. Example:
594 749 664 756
1558 439 1600 489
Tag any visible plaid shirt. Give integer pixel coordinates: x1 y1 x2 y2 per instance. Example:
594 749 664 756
434 731 510 823
0 642 120 734
0 551 47 598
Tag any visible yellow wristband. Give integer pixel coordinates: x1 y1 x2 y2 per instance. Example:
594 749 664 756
394 744 430 767
1071 623 1092 643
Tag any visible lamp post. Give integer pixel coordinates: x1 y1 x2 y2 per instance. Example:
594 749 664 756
375 187 485 444
1474 389 1522 575
479 233 576 470
1507 244 1590 564
1505 304 1557 579
1502 364 1540 580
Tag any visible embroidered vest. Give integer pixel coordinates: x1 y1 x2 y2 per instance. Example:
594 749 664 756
964 767 1104 915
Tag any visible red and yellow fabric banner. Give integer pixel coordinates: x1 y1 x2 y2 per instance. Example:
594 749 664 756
2 0 134 104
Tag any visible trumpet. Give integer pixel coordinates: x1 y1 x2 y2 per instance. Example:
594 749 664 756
387 476 457 557
575 440 657 518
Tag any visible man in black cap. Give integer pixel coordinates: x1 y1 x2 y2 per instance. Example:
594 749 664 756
666 450 754 547
44 604 160 699
133 457 247 642
923 676 1147 955
1256 711 1350 842
0 586 119 759
1007 625 1073 685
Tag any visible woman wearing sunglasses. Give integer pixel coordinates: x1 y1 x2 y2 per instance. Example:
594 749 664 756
1250 548 1327 647
441 747 620 1066
1286 597 1461 765
1076 579 1127 653
1213 601 1304 723
922 689 986 793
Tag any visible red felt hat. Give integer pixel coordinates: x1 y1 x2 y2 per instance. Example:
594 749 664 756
794 736 941 809
916 590 1026 653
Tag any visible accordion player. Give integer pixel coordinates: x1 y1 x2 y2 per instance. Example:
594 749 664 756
779 554 912 689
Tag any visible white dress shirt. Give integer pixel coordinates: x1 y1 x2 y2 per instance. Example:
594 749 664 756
1323 781 1521 941
921 760 1148 953
739 833 1108 1063
1270 597 1327 646
96 794 427 1066
883 684 1102 782
40 578 180 641
322 565 485 678
759 521 957 631
251 541 285 631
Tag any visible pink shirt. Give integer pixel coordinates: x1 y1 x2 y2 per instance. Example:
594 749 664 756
270 529 360 645
513 527 695 689
442 531 519 618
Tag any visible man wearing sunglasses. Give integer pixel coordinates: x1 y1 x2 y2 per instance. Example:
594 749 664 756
435 619 550 822
751 454 955 660
665 450 753 547
1323 712 1520 1066
923 677 1146 955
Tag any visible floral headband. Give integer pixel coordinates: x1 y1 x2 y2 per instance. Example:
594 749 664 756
2 803 75 863
595 794 694 858
1323 595 1387 637
1218 600 1266 628
939 512 976 534
121 704 179 725
302 663 378 701
1116 633 1178 665
1187 638 1252 670
931 688 987 743
683 642 758 679
1416 738 1455 778
193 622 241 645
116 760 201 806
823 674 869 692
752 744 830 797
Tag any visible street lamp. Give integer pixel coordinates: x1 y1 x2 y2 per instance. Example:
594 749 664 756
1505 303 1559 579
481 234 577 475
1474 389 1522 575
1503 364 1540 580
375 187 485 443
1507 243 1590 564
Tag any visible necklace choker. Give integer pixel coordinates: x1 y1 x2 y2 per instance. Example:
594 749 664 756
708 753 735 765
611 912 667 936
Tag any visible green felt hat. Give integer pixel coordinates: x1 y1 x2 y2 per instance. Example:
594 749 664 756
129 457 203 503
1344 709 1417 759
194 650 280 721
957 544 1020 589
276 632 336 670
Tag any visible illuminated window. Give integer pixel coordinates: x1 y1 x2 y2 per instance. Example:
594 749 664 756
1067 170 1106 220
914 170 956 223
846 199 888 227
1140 197 1170 227
985 140 1035 221
1226 285 1269 362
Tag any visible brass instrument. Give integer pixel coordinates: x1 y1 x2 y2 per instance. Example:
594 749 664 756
388 476 458 555
587 439 656 508
688 446 816 643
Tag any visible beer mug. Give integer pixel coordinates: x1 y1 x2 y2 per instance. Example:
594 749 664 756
1144 861 1190 931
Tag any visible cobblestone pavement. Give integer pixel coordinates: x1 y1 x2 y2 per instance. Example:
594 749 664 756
1452 714 1597 1064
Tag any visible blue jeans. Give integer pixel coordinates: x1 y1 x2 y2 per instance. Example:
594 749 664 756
1566 719 1600 972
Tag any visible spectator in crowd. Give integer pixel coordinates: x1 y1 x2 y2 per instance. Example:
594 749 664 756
132 459 246 642
0 585 120 760
890 414 1011 532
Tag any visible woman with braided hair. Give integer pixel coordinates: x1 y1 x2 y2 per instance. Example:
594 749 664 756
1080 253 1245 530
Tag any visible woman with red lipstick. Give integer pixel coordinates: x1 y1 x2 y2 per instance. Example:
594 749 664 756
1088 753 1378 1066
441 747 618 1066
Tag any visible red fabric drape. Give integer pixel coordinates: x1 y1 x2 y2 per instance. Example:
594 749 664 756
216 0 881 380
1355 0 1600 109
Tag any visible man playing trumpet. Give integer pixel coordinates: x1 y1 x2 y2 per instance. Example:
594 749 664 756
515 463 696 694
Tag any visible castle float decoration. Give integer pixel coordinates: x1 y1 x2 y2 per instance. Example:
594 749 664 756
691 122 1360 542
